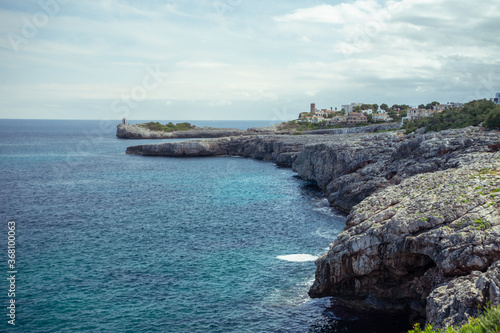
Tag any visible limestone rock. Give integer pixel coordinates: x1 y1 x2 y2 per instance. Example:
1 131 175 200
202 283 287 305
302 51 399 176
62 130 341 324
426 261 500 328
308 155 500 327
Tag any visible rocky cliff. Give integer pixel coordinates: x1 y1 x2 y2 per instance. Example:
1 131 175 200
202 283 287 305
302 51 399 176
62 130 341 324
125 126 500 328
126 134 335 166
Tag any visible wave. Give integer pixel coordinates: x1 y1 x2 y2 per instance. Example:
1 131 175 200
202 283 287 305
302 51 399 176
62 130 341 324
276 254 318 262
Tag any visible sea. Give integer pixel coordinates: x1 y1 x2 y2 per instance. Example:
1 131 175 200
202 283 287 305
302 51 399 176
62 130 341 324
0 119 411 332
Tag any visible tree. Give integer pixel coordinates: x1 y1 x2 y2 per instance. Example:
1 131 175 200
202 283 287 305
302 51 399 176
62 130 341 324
418 104 425 109
426 101 440 109
353 106 362 112
485 108 500 129
372 104 379 112
404 99 497 133
380 103 389 111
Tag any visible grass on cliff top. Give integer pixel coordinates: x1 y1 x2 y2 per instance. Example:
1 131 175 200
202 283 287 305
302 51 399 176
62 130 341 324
403 99 500 134
138 122 194 132
408 305 500 333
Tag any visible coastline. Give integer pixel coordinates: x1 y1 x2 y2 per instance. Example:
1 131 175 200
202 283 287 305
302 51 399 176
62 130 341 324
116 122 401 140
123 125 500 329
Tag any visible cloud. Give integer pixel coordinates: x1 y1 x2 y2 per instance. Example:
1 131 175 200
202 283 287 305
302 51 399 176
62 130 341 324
0 0 499 120
273 1 382 25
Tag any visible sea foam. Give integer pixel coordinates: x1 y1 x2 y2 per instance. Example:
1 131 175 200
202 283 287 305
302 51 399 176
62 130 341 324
277 254 318 262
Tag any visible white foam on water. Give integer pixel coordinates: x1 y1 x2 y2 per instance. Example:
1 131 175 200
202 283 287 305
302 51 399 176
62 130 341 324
276 254 318 262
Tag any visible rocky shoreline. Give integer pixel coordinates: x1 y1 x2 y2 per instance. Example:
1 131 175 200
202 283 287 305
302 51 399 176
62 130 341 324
124 126 500 329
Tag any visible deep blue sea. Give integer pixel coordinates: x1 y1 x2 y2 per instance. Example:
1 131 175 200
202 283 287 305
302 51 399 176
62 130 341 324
0 120 410 332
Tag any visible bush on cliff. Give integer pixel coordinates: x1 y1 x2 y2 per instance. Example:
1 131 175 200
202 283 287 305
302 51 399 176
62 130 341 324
139 122 194 132
485 108 500 130
408 305 500 333
404 99 500 133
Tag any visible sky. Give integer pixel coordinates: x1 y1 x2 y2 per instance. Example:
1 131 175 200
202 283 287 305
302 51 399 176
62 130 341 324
0 0 499 121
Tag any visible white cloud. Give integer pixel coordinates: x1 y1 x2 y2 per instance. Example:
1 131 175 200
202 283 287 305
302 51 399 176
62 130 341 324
176 61 232 69
209 100 232 106
273 1 382 25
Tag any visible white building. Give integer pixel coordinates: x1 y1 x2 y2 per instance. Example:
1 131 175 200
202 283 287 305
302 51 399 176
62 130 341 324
372 113 392 122
341 102 363 114
407 108 430 121
432 104 452 112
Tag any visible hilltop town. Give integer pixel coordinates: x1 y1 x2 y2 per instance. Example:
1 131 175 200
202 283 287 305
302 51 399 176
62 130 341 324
296 92 500 127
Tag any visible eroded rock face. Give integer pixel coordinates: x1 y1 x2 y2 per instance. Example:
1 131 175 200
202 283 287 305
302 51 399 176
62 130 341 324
126 135 343 167
308 155 500 328
426 261 500 328
292 127 500 212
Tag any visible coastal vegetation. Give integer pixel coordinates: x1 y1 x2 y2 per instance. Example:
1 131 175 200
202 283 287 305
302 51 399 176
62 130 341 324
138 121 195 132
408 305 500 333
403 99 500 133
278 118 390 131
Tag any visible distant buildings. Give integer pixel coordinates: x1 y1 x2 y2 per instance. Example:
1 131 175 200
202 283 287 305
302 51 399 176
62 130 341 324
447 102 464 108
329 116 346 124
373 113 392 122
406 108 430 121
300 102 393 124
432 104 452 112
346 112 368 124
403 102 461 123
342 102 363 114
491 93 500 105
301 99 474 127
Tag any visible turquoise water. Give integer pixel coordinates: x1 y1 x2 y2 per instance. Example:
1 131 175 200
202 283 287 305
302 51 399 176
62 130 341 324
0 120 409 332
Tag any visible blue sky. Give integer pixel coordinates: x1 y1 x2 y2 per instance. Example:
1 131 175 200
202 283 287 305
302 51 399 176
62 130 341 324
0 0 499 120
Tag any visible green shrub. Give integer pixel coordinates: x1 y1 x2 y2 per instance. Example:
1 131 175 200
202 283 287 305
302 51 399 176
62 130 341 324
139 121 194 132
403 99 500 133
408 305 500 333
485 108 500 130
